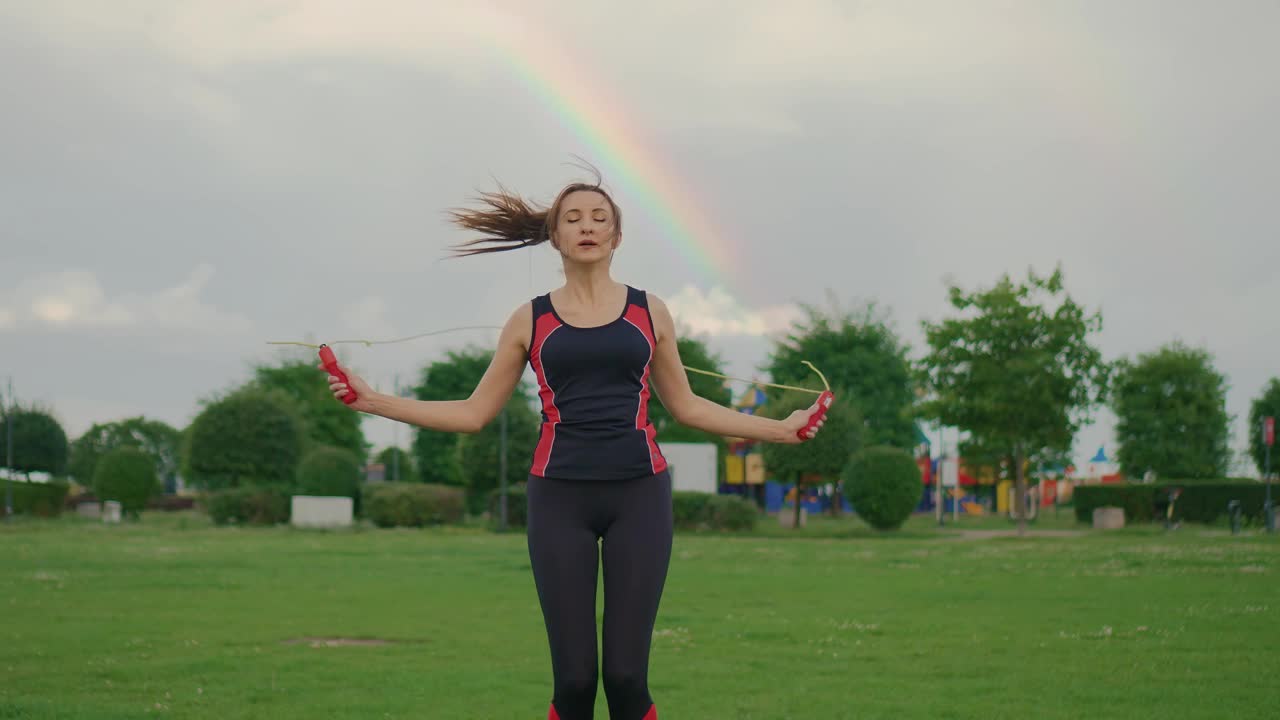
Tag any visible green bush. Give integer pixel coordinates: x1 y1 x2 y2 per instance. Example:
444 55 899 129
296 446 363 514
363 482 465 528
92 447 158 519
1072 481 1274 526
704 494 758 531
207 485 292 526
487 483 528 529
672 491 713 529
843 446 922 530
1 479 70 517
671 491 757 531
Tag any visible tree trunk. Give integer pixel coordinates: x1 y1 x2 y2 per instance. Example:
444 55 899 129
1014 443 1027 537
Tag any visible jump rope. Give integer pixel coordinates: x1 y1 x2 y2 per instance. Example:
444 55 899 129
266 327 834 440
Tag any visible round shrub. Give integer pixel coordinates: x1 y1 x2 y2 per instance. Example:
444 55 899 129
843 446 922 530
92 447 158 519
296 445 363 513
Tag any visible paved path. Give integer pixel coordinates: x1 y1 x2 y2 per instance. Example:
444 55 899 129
949 529 1088 540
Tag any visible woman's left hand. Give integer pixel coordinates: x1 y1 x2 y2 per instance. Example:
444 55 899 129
780 398 827 444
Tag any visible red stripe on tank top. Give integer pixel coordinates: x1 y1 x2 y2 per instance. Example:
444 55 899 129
623 304 666 474
530 314 564 476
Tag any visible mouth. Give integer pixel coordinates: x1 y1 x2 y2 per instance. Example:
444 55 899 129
577 240 600 248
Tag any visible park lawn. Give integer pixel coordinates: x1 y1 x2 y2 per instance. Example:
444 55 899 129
2 510 1278 719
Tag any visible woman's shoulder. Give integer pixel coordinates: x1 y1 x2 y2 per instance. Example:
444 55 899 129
641 289 669 314
499 299 536 349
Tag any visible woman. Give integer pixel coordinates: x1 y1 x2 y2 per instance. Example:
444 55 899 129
324 170 827 720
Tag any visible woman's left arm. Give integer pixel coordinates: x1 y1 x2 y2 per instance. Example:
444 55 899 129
646 294 822 445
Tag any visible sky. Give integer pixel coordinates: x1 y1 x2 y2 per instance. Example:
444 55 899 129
2 0 1277 476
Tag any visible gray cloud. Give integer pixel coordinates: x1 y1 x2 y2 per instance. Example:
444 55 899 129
3 1 1276 474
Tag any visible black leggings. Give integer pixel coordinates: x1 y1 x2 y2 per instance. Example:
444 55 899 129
526 470 673 720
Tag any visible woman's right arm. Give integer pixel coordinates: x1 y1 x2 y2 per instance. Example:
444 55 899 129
325 303 532 434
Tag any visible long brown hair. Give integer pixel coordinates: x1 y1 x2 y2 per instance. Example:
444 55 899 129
446 163 622 258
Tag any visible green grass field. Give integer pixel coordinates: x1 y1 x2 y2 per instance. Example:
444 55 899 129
3 510 1278 719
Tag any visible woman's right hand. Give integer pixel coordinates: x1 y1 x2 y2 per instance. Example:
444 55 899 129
318 362 378 414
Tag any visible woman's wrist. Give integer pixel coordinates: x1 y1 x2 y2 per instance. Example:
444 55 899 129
364 390 393 417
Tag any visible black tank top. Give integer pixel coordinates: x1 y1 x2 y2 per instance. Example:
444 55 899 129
527 285 668 481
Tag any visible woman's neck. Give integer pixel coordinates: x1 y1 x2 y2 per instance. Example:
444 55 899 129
560 261 620 305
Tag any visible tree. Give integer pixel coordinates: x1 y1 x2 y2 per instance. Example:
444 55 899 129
252 358 368 462
183 387 305 490
1248 379 1280 478
93 447 159 519
953 437 1073 490
455 395 540 515
69 417 181 491
376 446 417 483
765 300 917 449
918 267 1108 535
651 335 733 437
651 335 733 482
1112 341 1231 480
0 405 69 478
760 389 865 528
411 347 499 487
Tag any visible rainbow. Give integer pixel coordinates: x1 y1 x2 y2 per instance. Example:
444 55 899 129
489 19 737 293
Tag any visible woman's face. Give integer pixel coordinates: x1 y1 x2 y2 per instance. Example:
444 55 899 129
553 190 619 261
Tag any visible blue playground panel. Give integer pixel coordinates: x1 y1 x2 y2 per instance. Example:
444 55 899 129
757 481 852 514
724 480 977 516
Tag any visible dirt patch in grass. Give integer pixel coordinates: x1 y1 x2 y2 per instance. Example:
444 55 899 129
281 637 400 648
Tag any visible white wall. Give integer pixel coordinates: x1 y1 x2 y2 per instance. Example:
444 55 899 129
660 442 717 494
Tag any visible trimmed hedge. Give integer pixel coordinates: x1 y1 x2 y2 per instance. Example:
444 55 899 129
1 479 70 517
146 495 197 511
1072 485 1159 524
1074 482 1276 525
207 485 292 526
487 483 528 529
492 488 758 532
672 491 758 532
703 494 759 531
363 482 465 528
672 491 713 529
